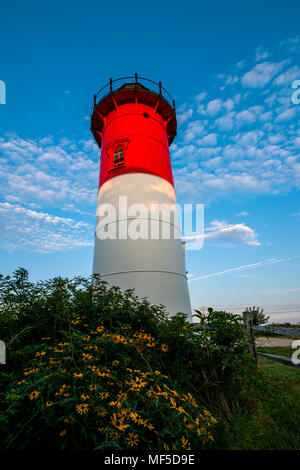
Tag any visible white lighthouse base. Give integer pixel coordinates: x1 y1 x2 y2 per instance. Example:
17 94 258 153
93 173 192 321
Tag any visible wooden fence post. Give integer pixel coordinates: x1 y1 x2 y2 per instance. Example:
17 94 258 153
243 311 257 363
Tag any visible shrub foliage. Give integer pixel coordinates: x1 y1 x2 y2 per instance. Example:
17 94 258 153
0 269 255 450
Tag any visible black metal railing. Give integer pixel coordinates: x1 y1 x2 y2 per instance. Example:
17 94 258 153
94 73 175 111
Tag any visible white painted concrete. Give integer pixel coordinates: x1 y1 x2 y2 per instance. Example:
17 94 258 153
93 173 192 320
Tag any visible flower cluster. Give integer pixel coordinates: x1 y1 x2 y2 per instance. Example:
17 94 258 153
1 314 217 450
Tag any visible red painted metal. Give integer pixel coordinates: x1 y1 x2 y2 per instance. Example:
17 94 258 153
91 81 177 189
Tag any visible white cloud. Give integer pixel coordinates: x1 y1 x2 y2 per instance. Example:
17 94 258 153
234 130 263 146
0 202 93 252
255 46 269 62
279 36 300 52
0 135 100 252
294 137 300 148
183 121 206 142
177 108 193 124
223 98 234 112
263 287 300 296
201 157 222 168
259 111 273 122
172 38 300 203
195 92 207 102
225 75 239 86
0 136 99 205
190 257 295 281
196 133 218 147
235 109 257 126
204 220 260 246
241 60 287 88
206 99 223 116
183 219 260 247
273 65 300 86
275 107 296 122
215 112 235 131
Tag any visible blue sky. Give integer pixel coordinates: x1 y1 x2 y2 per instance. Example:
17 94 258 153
0 0 300 322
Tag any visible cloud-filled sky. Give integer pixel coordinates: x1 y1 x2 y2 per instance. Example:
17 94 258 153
0 0 300 322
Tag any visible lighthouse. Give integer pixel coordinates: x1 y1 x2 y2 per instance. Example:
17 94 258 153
91 74 192 320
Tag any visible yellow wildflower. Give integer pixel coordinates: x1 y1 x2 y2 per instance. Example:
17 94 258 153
81 394 90 401
29 390 40 400
117 391 127 401
126 432 139 447
75 403 89 415
110 413 129 431
109 401 122 408
109 431 120 440
129 412 139 422
129 376 147 391
181 436 191 450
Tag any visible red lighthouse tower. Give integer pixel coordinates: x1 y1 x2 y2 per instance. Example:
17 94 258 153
91 74 192 319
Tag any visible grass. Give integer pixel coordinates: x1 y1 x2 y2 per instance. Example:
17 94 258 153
257 346 294 358
258 355 300 396
220 355 300 450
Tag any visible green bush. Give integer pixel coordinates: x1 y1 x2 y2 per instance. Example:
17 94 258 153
242 306 269 326
0 269 256 450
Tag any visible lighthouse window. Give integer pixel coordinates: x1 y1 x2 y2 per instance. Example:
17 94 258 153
113 148 124 167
